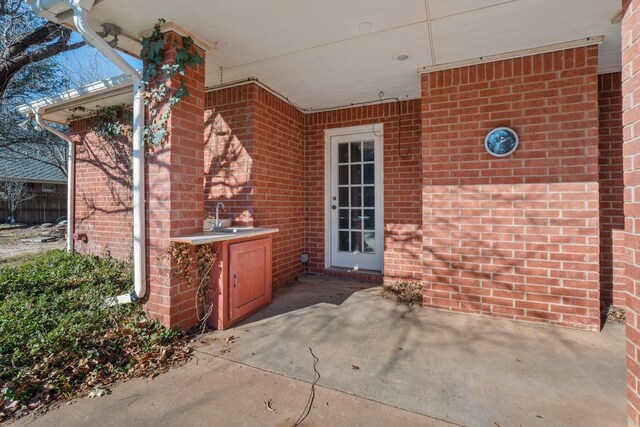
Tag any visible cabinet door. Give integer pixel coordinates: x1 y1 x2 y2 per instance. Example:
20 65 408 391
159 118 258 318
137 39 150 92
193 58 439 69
228 238 272 322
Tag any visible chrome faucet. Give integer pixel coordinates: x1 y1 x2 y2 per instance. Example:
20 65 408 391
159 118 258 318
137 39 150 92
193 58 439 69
214 202 225 230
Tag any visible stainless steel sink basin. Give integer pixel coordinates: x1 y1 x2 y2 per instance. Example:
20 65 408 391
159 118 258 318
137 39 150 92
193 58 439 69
174 227 278 245
212 227 255 234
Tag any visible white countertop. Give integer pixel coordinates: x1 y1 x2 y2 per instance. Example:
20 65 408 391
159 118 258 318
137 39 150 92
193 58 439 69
172 227 279 245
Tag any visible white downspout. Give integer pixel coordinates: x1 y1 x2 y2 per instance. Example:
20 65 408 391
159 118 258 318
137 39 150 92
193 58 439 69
33 110 75 253
54 1 146 302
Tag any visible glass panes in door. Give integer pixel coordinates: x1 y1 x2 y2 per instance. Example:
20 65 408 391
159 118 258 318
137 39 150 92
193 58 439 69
337 140 375 254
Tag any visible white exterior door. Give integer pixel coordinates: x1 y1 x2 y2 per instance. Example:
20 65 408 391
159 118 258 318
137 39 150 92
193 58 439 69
326 125 384 272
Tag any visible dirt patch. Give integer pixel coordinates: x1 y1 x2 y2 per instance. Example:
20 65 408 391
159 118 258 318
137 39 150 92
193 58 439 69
0 225 65 266
381 281 423 306
0 226 48 243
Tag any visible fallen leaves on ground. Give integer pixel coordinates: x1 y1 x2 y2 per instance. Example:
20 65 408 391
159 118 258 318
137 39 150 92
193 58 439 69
0 250 191 423
606 306 626 324
87 387 110 399
380 281 423 306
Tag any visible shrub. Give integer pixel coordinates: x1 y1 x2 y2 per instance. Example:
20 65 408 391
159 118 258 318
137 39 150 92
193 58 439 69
0 250 189 420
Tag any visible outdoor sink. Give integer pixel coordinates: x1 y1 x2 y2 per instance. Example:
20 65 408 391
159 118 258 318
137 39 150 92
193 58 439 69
214 227 255 234
173 227 279 246
171 227 278 245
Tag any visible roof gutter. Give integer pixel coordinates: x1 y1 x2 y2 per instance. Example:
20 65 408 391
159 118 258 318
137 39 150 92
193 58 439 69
31 0 146 302
33 109 75 253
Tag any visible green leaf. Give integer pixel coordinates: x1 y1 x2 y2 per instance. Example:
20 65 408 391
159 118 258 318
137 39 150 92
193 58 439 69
136 18 204 151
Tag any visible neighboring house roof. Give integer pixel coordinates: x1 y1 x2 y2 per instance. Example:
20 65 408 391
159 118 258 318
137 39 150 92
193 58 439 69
0 145 66 184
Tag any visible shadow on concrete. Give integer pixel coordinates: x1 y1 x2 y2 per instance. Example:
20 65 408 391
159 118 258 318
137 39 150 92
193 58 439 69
199 274 626 427
236 275 378 326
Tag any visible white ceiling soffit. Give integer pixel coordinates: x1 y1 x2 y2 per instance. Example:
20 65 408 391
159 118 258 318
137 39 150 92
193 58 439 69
219 22 430 110
429 0 621 73
62 0 620 110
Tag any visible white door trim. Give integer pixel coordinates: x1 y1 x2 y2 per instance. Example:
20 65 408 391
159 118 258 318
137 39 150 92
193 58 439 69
323 124 384 272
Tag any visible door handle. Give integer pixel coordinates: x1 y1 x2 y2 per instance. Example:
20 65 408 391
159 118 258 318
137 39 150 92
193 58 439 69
331 205 337 210
233 273 237 288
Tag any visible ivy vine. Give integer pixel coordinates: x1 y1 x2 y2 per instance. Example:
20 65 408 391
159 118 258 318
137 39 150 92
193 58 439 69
77 104 135 191
141 18 204 148
90 104 132 143
69 18 204 152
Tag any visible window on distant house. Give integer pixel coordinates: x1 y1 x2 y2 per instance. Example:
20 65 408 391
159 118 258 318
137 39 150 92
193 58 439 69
42 183 56 193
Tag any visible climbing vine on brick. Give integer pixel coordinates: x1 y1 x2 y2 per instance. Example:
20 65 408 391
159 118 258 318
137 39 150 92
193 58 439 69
90 104 132 142
141 18 204 149
70 19 203 151
168 242 218 333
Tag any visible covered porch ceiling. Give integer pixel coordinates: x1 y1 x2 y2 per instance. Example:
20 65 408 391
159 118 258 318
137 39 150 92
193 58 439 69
90 0 622 110
32 0 622 114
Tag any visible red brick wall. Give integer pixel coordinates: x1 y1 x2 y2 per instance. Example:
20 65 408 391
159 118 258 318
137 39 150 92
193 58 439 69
253 86 306 285
612 228 629 309
305 101 422 283
622 0 640 423
204 83 305 287
598 72 626 308
204 94 423 284
69 120 133 260
144 31 206 330
67 44 620 334
421 46 601 329
204 84 256 226
73 86 422 287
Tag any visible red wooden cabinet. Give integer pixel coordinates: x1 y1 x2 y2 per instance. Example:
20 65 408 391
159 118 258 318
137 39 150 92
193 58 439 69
229 238 272 321
209 235 273 330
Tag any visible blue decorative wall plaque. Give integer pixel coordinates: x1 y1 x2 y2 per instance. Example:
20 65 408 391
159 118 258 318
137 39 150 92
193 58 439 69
484 127 519 157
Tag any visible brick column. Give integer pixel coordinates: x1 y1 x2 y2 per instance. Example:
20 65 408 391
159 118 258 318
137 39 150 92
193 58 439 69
622 1 640 424
144 30 206 330
598 72 626 308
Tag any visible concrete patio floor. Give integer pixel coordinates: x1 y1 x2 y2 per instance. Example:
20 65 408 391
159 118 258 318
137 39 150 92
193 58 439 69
19 276 626 426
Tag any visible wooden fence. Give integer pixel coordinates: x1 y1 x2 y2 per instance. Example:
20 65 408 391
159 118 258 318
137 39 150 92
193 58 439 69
0 191 67 224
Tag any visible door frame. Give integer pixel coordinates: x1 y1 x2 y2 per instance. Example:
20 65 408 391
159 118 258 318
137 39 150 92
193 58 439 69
324 124 384 272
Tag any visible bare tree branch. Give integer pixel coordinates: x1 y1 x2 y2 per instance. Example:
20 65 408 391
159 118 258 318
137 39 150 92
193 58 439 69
0 180 36 222
0 2 85 100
